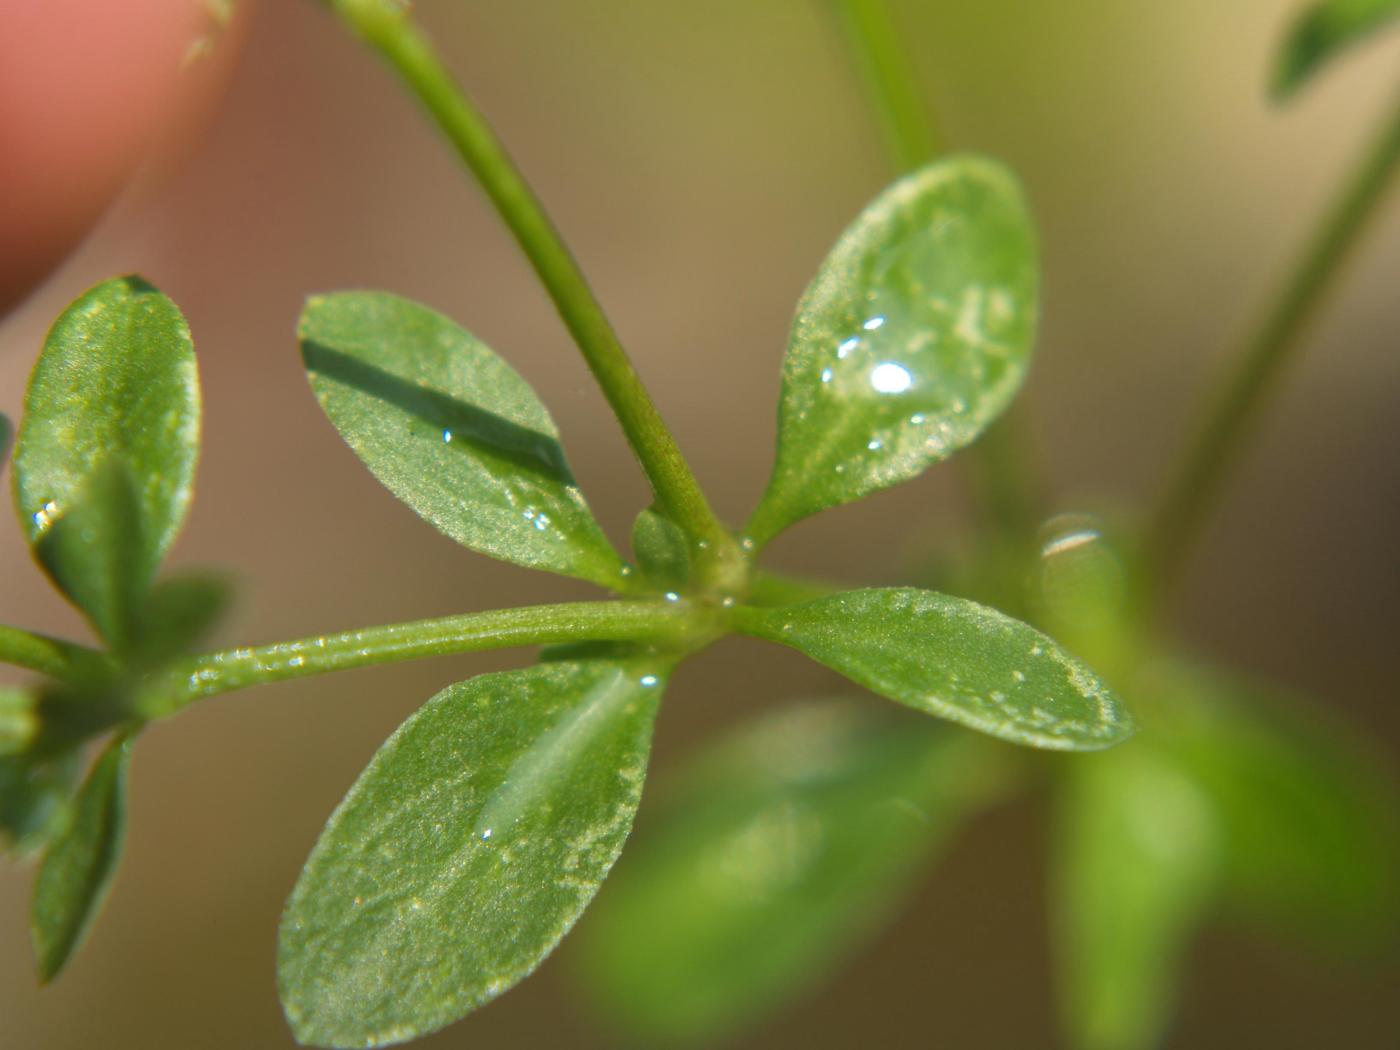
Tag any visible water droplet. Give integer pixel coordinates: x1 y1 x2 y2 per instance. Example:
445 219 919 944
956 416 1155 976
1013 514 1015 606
31 500 59 532
523 509 536 520
867 439 883 451
863 316 886 331
620 565 634 576
870 362 913 394
1012 670 1026 683
820 368 834 383
639 674 659 687
721 596 736 608
663 591 680 603
740 536 756 551
533 513 550 531
837 336 860 358
910 414 926 424
481 828 493 841
442 429 453 443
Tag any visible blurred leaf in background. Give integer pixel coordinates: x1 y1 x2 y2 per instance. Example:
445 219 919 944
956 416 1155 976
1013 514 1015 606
577 700 1016 1044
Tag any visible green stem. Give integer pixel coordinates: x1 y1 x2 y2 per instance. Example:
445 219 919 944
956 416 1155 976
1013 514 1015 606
0 625 110 683
137 599 699 718
328 1 739 579
826 0 941 168
826 0 1040 543
1143 88 1400 605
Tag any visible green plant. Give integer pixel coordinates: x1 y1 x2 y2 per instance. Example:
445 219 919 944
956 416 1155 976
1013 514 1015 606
1 2 1396 1049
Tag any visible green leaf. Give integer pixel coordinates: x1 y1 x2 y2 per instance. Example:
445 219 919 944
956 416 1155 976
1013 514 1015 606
31 734 133 982
278 659 666 1048
33 457 146 649
14 276 200 595
577 701 1014 1044
300 291 627 589
0 687 39 756
1154 663 1400 947
1272 0 1400 100
630 507 691 591
0 751 82 859
1052 742 1221 1050
130 572 231 667
733 588 1132 750
747 156 1037 545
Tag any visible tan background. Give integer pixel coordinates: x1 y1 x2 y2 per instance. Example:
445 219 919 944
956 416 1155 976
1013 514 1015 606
2 1 1398 1046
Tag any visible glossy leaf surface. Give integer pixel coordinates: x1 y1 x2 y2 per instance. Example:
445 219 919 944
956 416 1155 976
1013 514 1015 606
1053 743 1220 1050
579 701 1013 1044
748 156 1037 545
279 659 665 1048
1157 665 1400 945
1273 0 1400 99
31 735 132 981
14 276 199 592
734 588 1131 750
301 291 626 588
33 458 146 648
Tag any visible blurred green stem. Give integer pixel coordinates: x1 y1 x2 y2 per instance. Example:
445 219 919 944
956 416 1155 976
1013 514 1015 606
326 0 743 587
826 0 1041 544
1143 88 1400 608
0 625 110 683
139 599 702 718
826 0 941 168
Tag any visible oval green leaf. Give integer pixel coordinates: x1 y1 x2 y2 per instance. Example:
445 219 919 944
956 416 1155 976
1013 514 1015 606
13 276 200 595
1053 742 1220 1050
733 588 1132 750
300 291 627 589
578 701 1014 1044
1272 0 1400 100
0 751 82 860
31 734 133 982
747 156 1038 546
278 658 666 1048
33 457 146 648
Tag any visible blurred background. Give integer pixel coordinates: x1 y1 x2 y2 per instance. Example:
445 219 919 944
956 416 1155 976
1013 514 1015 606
1 0 1397 1046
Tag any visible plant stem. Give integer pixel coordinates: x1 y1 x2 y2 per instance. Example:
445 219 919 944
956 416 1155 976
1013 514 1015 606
328 1 740 578
1143 88 1400 605
137 599 700 718
825 0 1040 543
0 625 110 683
826 0 941 169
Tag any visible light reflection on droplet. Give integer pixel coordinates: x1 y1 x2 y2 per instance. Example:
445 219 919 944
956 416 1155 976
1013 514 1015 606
863 316 886 331
910 414 926 424
837 336 860 359
442 429 453 444
867 439 882 451
533 513 550 532
870 362 913 394
32 500 59 532
480 828 493 841
639 675 659 687
820 368 834 383
663 592 680 603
